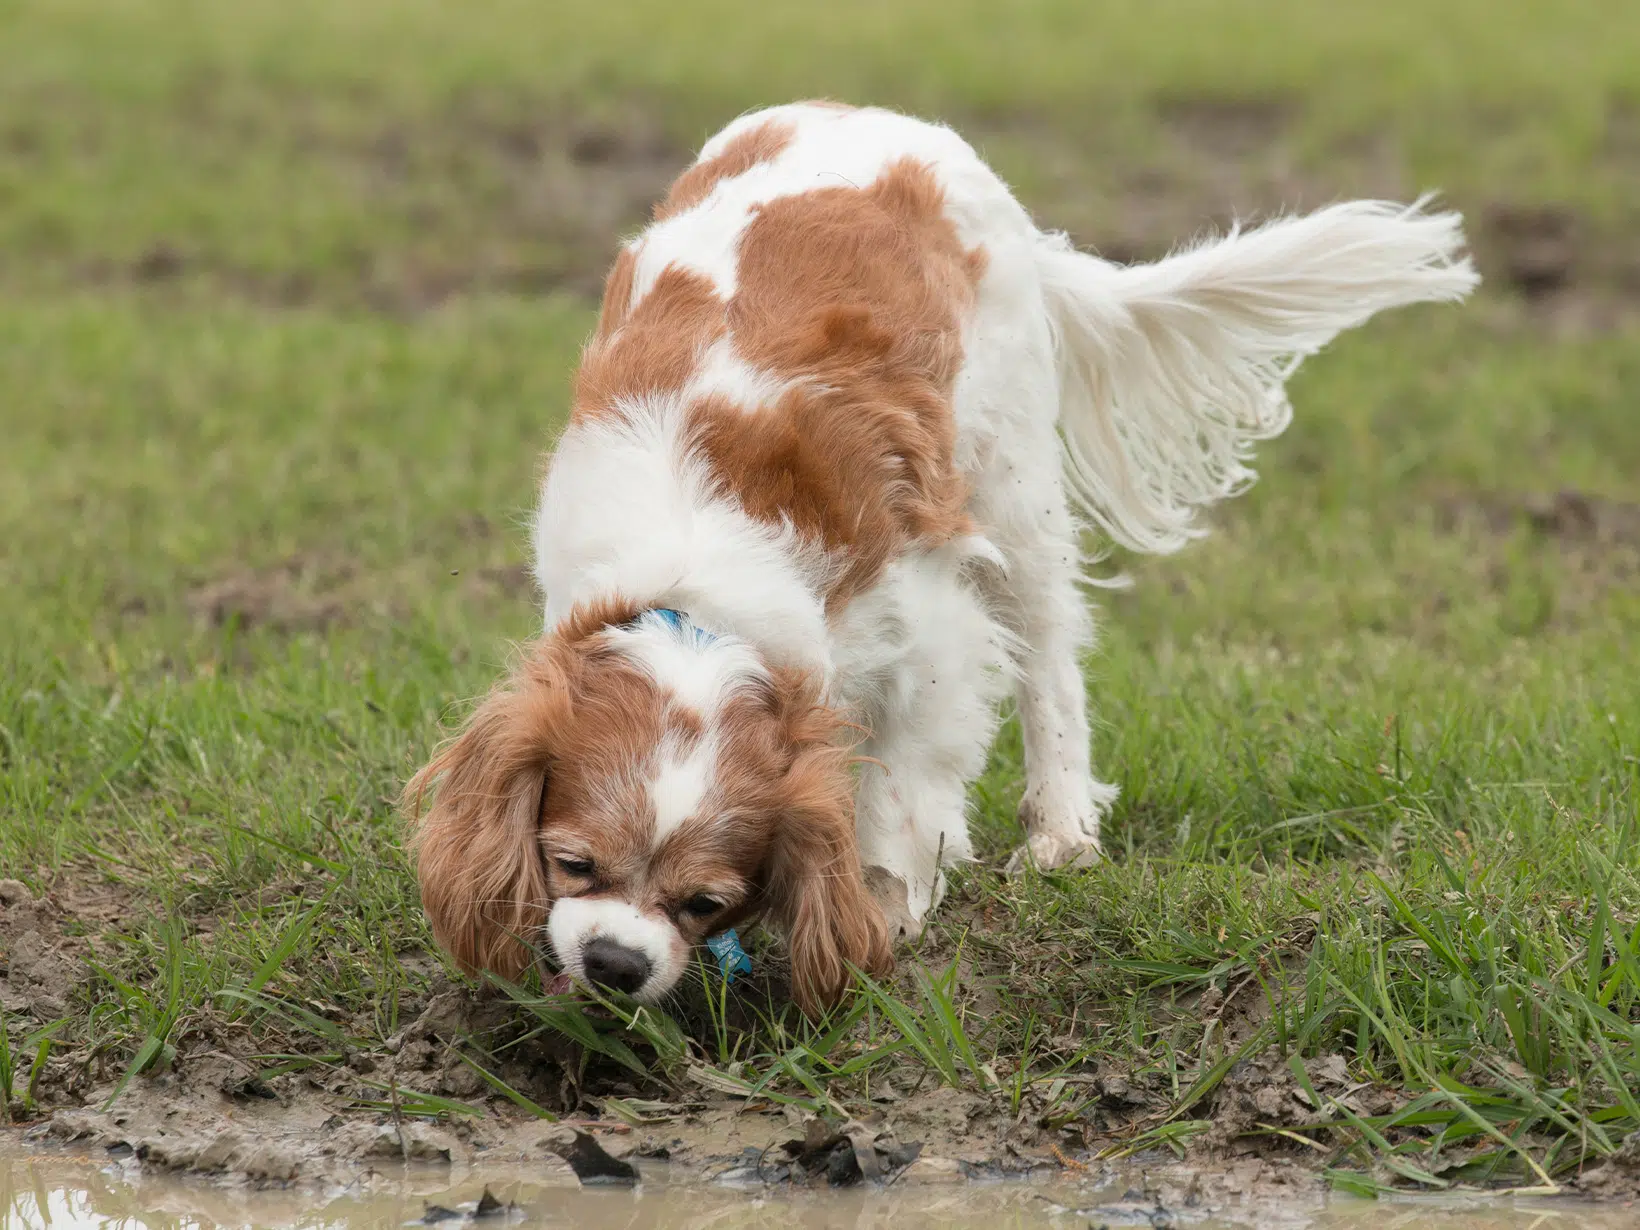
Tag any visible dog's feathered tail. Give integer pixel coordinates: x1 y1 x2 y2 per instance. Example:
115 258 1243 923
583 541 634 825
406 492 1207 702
1034 199 1478 560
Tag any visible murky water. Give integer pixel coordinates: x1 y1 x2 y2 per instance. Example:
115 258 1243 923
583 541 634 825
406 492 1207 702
2 1137 1631 1229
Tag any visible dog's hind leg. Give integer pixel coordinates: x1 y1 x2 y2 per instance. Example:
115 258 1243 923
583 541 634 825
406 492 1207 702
947 226 1117 873
960 310 1115 872
972 429 1115 874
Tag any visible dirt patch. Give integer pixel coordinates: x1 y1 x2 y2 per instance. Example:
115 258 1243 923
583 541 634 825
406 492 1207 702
1521 490 1640 545
37 1061 1037 1189
12 972 1084 1189
1156 96 1295 159
1192 1053 1397 1161
1577 1130 1640 1201
182 554 520 635
175 531 543 635
46 1077 485 1183
465 563 536 602
0 882 79 1022
185 554 356 633
1437 488 1640 548
1481 205 1580 299
2 878 150 1111
1430 489 1640 626
1469 201 1640 334
0 879 135 1028
1443 488 1640 557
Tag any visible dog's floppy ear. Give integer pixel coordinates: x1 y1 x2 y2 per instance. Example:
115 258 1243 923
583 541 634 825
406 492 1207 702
403 641 570 981
763 675 893 1016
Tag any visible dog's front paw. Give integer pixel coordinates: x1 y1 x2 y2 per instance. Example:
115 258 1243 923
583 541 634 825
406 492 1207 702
863 864 924 945
1004 829 1102 876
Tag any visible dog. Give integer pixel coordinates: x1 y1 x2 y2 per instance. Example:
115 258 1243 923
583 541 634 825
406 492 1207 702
404 102 1476 1015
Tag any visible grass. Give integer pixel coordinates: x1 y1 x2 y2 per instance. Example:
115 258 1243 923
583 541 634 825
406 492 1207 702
2 0 1639 1196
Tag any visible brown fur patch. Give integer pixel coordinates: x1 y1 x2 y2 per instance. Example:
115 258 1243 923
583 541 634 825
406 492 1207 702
574 265 726 415
695 157 984 606
593 245 639 341
653 119 795 222
753 667 895 1011
575 157 984 609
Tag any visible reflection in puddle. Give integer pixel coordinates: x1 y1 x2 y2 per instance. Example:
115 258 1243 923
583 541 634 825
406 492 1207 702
3 1137 1632 1229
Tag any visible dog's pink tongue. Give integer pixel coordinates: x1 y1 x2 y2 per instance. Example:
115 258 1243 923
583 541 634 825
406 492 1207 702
545 971 572 996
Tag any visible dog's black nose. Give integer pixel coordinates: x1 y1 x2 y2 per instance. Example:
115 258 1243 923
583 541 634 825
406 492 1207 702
581 938 652 994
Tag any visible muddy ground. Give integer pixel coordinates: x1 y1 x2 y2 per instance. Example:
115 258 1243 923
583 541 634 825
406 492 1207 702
9 876 1640 1207
2 875 1335 1200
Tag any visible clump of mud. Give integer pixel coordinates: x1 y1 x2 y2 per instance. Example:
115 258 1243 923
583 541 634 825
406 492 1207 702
0 881 79 1024
1577 1131 1640 1202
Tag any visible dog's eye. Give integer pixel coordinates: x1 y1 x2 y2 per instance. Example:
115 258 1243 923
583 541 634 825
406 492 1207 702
680 895 722 919
555 856 595 877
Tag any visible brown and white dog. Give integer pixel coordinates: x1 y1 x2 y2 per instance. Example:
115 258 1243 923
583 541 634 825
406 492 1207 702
405 102 1476 1014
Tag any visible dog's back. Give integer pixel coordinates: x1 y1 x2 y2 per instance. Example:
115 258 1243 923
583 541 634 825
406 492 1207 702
532 103 1022 678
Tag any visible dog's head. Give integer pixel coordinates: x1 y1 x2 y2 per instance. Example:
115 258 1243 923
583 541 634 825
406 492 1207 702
403 600 891 1015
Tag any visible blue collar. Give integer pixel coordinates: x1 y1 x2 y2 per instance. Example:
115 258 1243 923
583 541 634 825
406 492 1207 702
646 607 717 646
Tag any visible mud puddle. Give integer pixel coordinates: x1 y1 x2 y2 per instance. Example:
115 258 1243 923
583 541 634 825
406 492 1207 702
4 1138 1634 1230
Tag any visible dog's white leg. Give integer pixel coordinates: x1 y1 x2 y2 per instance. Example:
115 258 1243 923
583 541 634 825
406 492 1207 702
835 551 1011 939
971 424 1115 874
978 201 1476 871
951 236 1116 874
1008 537 1115 873
853 748 970 942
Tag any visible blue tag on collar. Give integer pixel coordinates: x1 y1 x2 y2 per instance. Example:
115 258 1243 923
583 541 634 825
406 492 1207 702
705 929 752 983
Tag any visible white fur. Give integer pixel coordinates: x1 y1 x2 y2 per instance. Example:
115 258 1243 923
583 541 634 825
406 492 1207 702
534 102 1476 929
534 397 837 680
602 612 769 844
546 896 686 1003
647 732 716 845
682 337 808 413
606 609 768 716
831 540 1019 918
1036 201 1478 557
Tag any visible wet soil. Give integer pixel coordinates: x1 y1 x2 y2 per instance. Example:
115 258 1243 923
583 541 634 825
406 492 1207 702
8 880 1634 1206
0 879 137 1030
5 1133 1639 1229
